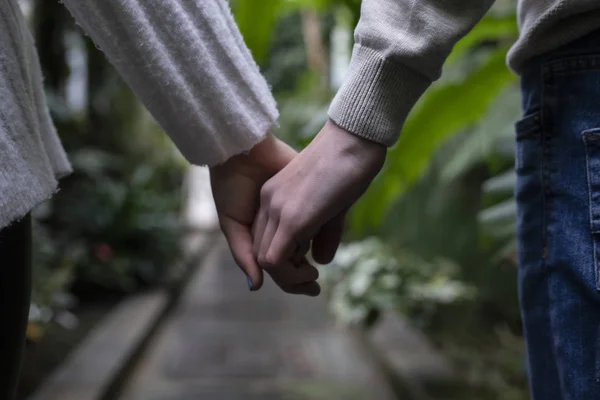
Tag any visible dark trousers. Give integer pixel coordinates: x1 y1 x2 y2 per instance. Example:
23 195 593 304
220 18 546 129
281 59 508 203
0 215 32 400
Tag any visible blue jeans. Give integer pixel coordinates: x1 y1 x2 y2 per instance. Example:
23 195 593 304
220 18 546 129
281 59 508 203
518 30 600 399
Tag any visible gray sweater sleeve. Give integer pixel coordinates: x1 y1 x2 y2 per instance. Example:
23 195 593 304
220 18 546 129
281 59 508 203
62 0 278 167
329 0 495 146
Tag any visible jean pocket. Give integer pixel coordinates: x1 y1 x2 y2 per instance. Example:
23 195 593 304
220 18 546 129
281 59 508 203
515 112 542 173
583 128 600 234
583 129 600 292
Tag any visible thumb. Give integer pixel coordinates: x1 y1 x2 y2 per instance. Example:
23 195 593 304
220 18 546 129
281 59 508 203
311 212 346 264
219 216 264 291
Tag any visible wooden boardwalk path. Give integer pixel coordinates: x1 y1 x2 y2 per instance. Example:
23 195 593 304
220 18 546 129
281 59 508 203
120 240 396 400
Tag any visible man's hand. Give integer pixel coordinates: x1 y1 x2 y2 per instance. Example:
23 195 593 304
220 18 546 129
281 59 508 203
253 120 386 270
210 133 321 296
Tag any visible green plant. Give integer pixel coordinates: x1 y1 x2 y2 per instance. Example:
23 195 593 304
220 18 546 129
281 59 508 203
36 155 183 293
322 238 475 327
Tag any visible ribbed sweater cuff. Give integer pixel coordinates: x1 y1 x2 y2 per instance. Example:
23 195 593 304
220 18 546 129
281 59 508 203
328 44 431 147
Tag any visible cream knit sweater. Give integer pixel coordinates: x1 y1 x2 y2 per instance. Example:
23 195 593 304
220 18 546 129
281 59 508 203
0 0 278 228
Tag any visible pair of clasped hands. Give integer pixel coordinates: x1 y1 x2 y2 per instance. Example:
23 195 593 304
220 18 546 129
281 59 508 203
210 120 386 296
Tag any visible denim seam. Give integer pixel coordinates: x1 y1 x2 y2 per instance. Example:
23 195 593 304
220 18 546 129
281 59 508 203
515 113 541 171
582 133 600 291
545 55 600 76
515 113 541 140
540 67 550 263
550 65 600 76
587 132 600 385
540 66 568 392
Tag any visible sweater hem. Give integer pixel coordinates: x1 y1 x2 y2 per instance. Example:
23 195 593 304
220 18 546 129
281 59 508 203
0 178 58 230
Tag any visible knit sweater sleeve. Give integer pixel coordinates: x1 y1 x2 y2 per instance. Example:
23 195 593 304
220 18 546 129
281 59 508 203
329 0 496 146
61 0 278 167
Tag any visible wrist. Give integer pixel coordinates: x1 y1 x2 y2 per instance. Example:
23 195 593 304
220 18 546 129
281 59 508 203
211 133 296 177
321 120 387 171
211 133 272 168
243 133 283 170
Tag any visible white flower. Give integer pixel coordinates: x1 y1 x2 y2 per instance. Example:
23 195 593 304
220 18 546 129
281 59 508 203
349 271 372 296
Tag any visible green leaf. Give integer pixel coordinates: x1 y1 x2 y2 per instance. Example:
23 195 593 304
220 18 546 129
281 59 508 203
479 198 516 242
440 87 520 182
234 0 282 63
483 169 516 195
479 199 516 226
280 0 330 13
447 16 518 65
235 0 338 63
351 46 517 230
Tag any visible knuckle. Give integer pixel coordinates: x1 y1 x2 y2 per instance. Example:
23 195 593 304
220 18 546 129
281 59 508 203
266 253 287 270
280 207 301 234
260 184 274 203
264 255 283 270
269 198 284 218
257 254 268 266
259 255 276 270
264 254 278 268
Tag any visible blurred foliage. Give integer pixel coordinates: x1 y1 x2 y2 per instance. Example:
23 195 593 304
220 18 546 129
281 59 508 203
323 238 475 327
22 0 526 395
236 0 525 397
25 1 185 336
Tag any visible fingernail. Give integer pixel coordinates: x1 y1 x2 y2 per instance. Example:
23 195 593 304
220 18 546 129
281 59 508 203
247 276 254 291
